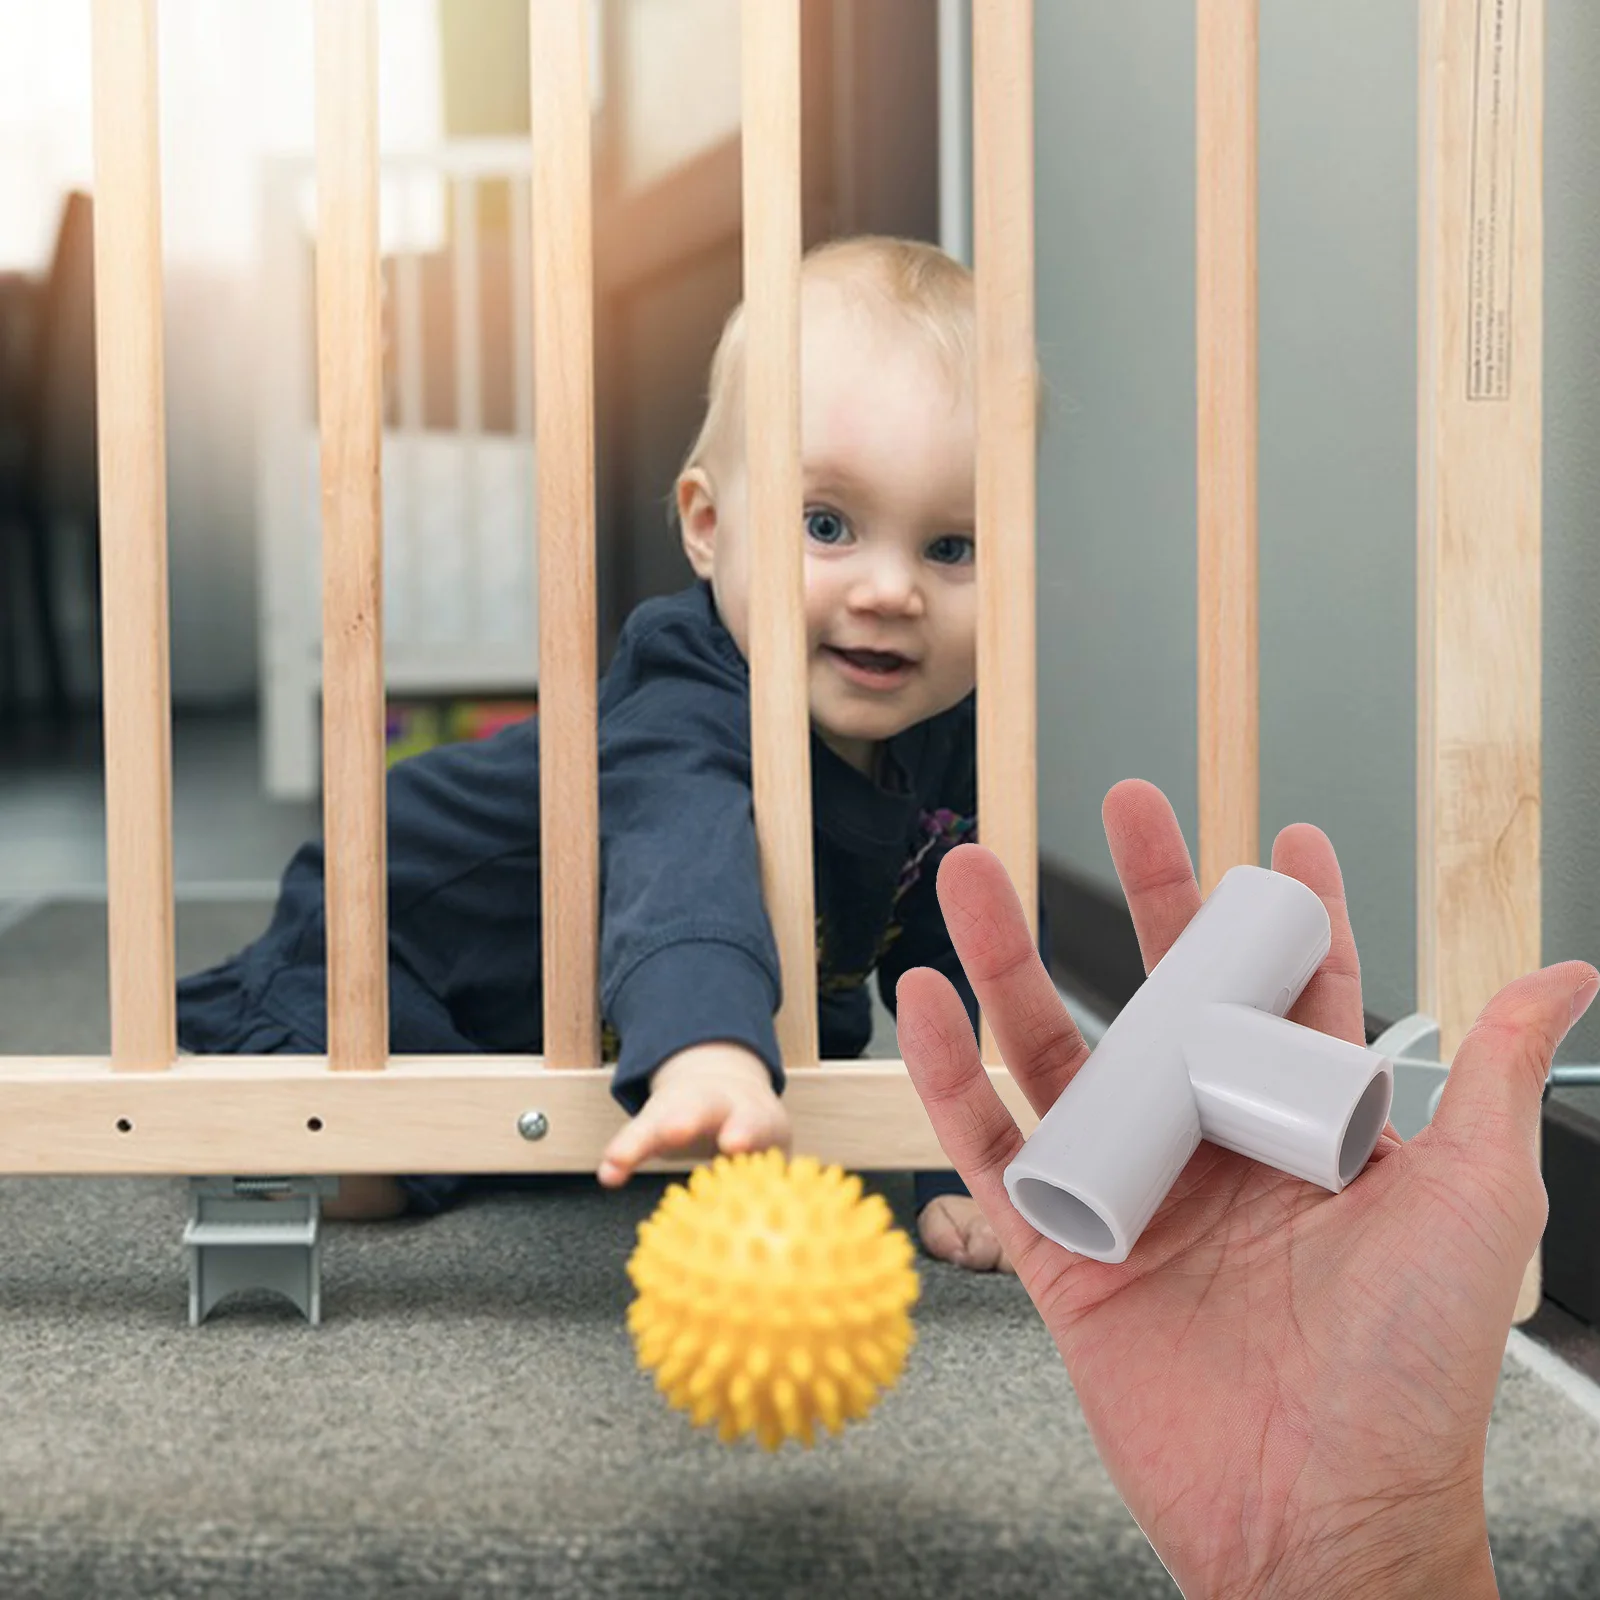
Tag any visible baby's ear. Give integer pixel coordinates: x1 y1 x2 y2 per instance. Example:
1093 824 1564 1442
677 468 718 577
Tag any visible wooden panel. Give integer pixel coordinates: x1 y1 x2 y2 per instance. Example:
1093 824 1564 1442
1195 0 1260 895
1417 0 1543 1319
314 0 389 1069
972 0 1038 1064
530 0 601 1068
0 1060 1037 1175
89 0 176 1072
742 0 819 1072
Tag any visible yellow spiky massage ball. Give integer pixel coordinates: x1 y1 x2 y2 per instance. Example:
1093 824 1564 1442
626 1149 920 1451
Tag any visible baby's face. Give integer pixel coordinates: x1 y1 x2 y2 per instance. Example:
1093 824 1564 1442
681 284 977 776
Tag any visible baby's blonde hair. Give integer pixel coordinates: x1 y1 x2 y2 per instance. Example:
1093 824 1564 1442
677 235 978 495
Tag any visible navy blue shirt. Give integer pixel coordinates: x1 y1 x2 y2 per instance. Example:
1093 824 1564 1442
178 579 1051 1213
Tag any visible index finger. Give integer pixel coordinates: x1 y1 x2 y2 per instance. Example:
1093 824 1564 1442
598 1096 723 1187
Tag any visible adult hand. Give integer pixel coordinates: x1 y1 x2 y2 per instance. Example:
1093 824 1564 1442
895 778 1598 1600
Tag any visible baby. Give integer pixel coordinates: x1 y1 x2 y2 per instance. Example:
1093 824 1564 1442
177 234 1048 1273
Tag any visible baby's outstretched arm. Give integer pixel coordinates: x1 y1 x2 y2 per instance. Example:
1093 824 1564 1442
598 1041 790 1187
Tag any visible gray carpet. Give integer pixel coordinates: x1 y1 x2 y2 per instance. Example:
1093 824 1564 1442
2 901 1599 1599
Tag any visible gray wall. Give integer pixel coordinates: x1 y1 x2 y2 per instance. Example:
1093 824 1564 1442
1032 1 1599 1062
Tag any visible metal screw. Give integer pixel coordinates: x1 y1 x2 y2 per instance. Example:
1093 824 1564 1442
518 1109 550 1141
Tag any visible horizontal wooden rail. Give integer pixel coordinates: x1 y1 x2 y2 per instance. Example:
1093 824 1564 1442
0 1061 1035 1176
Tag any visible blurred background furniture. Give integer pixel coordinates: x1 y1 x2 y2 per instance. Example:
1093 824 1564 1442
0 190 99 722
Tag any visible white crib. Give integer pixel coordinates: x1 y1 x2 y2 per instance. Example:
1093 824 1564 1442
255 140 540 799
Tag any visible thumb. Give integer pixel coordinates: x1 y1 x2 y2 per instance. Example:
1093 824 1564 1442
1429 960 1599 1158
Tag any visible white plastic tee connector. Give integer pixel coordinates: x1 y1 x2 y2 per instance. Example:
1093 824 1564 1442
1003 864 1394 1263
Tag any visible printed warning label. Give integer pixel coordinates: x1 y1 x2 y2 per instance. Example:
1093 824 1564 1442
1466 0 1521 401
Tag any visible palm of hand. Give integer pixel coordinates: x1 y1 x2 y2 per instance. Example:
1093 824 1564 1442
1033 1124 1532 1592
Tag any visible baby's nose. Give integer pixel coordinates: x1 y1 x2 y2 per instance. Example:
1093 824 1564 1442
851 555 922 611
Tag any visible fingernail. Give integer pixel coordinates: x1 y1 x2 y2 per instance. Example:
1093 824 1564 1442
1573 978 1600 1029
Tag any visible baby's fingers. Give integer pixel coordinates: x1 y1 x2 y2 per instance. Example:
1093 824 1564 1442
718 1096 791 1158
598 1096 722 1188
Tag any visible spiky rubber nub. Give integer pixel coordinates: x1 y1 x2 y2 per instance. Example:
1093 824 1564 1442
626 1149 920 1450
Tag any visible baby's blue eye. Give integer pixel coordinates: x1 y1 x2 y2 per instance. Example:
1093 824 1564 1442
805 508 848 544
927 534 975 566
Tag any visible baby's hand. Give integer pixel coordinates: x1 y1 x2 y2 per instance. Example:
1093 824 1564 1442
597 1042 790 1187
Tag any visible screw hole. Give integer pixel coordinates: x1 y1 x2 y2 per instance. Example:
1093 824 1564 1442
307 1116 323 1132
115 1118 133 1133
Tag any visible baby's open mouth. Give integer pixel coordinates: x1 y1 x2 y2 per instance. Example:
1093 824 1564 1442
828 646 913 673
824 646 918 693
842 648 905 668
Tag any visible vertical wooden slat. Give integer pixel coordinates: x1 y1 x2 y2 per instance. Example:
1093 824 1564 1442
1195 0 1260 895
1418 0 1543 1319
971 0 1037 1067
90 0 175 1072
530 0 600 1068
742 0 818 1071
315 0 388 1069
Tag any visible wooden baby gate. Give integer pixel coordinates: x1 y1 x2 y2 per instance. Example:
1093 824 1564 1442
0 0 1545 1315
